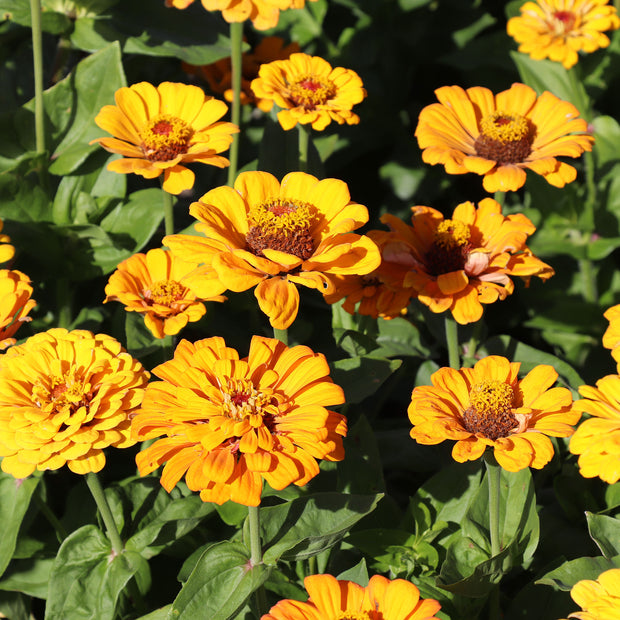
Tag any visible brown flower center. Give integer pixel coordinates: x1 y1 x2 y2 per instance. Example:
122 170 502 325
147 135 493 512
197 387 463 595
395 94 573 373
474 111 533 164
32 372 93 420
335 613 373 620
246 198 317 261
461 380 518 440
424 219 472 276
550 10 576 33
140 114 193 162
288 74 336 109
145 279 186 306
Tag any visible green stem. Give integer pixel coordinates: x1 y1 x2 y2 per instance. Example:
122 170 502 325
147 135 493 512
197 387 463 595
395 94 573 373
307 555 318 576
226 21 243 187
33 492 68 543
578 151 598 304
273 327 289 346
462 320 483 368
484 451 501 558
85 472 123 555
56 278 72 329
298 123 310 173
161 181 175 237
444 314 460 369
492 191 505 208
30 0 45 155
248 505 267 615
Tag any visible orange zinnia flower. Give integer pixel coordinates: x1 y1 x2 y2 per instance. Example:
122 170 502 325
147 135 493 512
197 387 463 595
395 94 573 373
262 573 441 620
559 568 620 620
408 356 580 471
0 219 15 264
415 83 594 192
164 171 381 329
92 82 238 194
380 197 553 324
570 374 620 484
251 53 366 130
104 248 226 339
507 0 620 69
0 269 36 351
132 335 346 507
602 303 620 368
0 329 149 478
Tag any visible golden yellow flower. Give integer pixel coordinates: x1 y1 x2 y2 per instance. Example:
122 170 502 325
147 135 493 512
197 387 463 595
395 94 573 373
508 0 620 69
132 335 346 507
92 82 238 195
104 248 226 339
381 197 553 324
251 53 366 130
570 374 620 484
164 171 381 330
262 574 441 620
0 219 15 264
602 303 620 368
409 356 580 471
559 568 620 620
0 269 36 351
0 329 149 478
415 83 594 192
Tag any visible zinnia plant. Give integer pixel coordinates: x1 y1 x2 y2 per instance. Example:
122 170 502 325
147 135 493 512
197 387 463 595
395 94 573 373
415 82 594 192
0 269 36 350
132 335 347 507
559 567 620 619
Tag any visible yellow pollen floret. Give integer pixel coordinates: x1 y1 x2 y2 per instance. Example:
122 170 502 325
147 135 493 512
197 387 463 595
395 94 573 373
249 199 317 235
335 612 373 620
469 380 514 417
434 219 471 248
148 280 185 306
479 111 530 144
220 379 276 423
288 74 336 108
32 372 91 412
140 114 193 158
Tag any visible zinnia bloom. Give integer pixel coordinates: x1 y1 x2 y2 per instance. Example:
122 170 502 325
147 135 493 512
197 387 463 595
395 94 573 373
415 83 594 192
408 356 580 471
132 335 346 507
262 573 441 620
104 248 226 339
0 269 36 351
602 303 620 367
0 219 15 264
381 197 553 324
92 82 239 194
569 374 620 484
164 171 381 329
0 329 149 478
560 568 620 619
251 53 366 130
507 0 620 70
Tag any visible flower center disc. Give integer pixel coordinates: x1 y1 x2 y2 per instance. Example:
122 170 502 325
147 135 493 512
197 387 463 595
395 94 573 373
462 379 518 440
550 10 576 34
140 114 193 162
424 219 472 276
474 111 533 164
246 198 317 261
288 74 336 109
221 378 277 426
146 279 186 306
32 372 93 420
335 612 373 620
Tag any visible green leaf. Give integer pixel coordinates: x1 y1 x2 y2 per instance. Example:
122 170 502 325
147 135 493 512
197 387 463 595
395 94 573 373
336 558 369 586
331 356 401 405
0 0 72 33
0 557 55 599
134 605 173 620
591 115 620 173
537 554 620 591
586 512 620 559
373 317 431 358
260 493 382 564
606 482 620 510
169 541 269 620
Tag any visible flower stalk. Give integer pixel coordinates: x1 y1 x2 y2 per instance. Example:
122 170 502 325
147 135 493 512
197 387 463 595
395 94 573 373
298 123 310 173
161 181 175 237
248 504 268 614
30 0 45 155
85 472 124 555
273 327 289 346
444 315 460 369
226 21 243 187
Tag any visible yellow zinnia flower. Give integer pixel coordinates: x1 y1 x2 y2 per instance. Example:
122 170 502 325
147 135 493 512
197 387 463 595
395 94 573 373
408 356 580 471
507 0 620 70
251 53 366 130
164 171 381 330
262 573 441 620
415 83 594 192
381 197 553 325
92 82 239 195
570 374 620 484
0 219 15 264
559 568 620 620
132 335 347 507
104 248 226 339
0 269 36 351
0 329 149 478
602 303 620 369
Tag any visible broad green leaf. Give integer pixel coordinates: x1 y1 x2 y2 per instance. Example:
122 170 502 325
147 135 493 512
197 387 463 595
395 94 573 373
373 317 431 358
0 0 71 33
536 554 620 591
214 502 249 527
135 605 172 620
586 512 620 559
337 558 369 586
606 482 620 510
331 356 401 405
0 591 30 620
591 115 620 172
0 557 54 599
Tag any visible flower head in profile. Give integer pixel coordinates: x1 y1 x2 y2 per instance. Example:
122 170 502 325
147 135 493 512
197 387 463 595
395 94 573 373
602 303 620 368
381 197 553 324
569 374 620 484
409 356 579 471
0 219 15 265
262 573 441 620
184 37 300 112
164 171 380 329
104 248 226 339
132 335 346 507
251 53 366 130
507 0 620 69
559 568 620 620
0 269 36 351
415 83 594 192
92 82 239 194
0 329 149 478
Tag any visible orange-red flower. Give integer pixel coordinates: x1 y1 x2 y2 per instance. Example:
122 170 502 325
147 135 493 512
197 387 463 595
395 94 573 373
559 568 620 620
381 197 553 324
0 269 36 351
164 171 380 329
104 248 226 339
0 219 15 264
262 574 441 620
415 83 594 192
92 81 238 194
409 356 580 471
132 335 346 506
